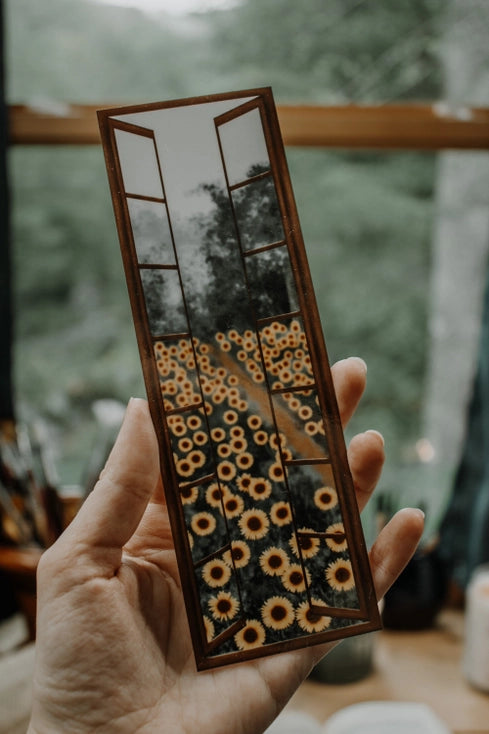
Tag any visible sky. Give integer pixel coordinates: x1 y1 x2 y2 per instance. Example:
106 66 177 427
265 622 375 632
94 0 239 15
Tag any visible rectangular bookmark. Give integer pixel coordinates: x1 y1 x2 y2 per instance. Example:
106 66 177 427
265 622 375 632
98 88 381 670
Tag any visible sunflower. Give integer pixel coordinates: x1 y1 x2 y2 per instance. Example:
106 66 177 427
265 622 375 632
236 452 254 470
180 484 198 505
203 615 215 642
217 443 233 459
222 493 244 519
217 460 236 481
188 450 206 469
239 509 270 540
247 414 262 430
202 558 231 588
234 620 266 651
224 540 251 569
253 430 269 446
248 477 272 501
261 596 294 630
305 421 318 436
289 532 320 559
281 563 309 593
178 437 193 453
295 600 331 634
223 409 238 425
268 462 285 482
237 473 253 493
270 501 292 526
187 415 202 431
211 427 226 442
191 512 216 536
298 405 313 421
193 430 208 447
259 546 290 576
208 591 240 621
168 417 186 437
325 559 355 592
176 457 195 479
314 486 338 511
325 523 347 552
205 482 223 508
230 436 248 453
230 425 245 439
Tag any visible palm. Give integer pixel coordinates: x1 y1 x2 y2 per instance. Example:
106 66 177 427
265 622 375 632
29 359 424 734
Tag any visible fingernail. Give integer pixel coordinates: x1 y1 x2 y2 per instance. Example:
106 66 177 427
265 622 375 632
365 429 384 446
351 357 367 374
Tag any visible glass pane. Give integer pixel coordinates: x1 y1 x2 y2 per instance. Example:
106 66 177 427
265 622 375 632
245 246 298 319
127 198 175 265
139 268 187 336
218 107 271 186
114 128 163 198
232 176 284 251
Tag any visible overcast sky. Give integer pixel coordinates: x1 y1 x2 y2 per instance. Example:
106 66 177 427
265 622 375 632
94 0 239 15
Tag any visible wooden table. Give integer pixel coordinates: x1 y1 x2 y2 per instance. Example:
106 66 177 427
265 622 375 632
288 610 489 733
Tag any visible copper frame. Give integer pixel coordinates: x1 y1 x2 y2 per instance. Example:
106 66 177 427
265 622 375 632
98 88 380 670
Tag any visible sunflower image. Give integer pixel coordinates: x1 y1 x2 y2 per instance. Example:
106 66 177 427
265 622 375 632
268 462 285 483
237 473 253 493
289 532 320 559
305 421 318 436
211 427 226 442
178 437 193 453
193 430 209 447
236 452 254 470
298 405 313 421
188 450 206 469
191 512 216 536
223 409 238 425
238 399 249 411
187 415 202 431
202 558 232 588
176 457 195 479
281 563 309 593
234 620 266 651
259 546 290 576
261 596 294 630
253 429 269 446
314 486 338 511
248 477 272 501
169 418 187 437
228 329 240 342
217 443 233 459
222 493 244 519
224 540 251 569
296 599 332 634
203 615 215 642
230 436 248 453
239 509 270 540
208 591 240 621
217 460 236 481
237 350 247 362
205 482 223 508
270 501 292 526
325 558 355 592
247 414 262 430
180 484 198 505
230 425 245 439
325 523 348 552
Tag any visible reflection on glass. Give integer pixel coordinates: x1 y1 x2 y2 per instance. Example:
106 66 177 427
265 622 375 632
195 550 241 641
140 268 187 335
245 246 298 319
127 198 175 265
218 107 270 186
114 129 163 198
272 389 327 461
153 337 200 411
180 481 229 564
232 175 284 251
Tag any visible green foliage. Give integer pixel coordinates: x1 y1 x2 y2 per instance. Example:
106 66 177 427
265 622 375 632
7 0 443 487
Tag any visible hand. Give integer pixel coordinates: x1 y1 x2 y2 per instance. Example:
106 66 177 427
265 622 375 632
28 357 424 734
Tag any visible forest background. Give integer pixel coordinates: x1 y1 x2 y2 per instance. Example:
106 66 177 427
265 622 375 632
6 0 488 542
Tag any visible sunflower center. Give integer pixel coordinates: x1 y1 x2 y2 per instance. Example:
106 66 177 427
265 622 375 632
300 537 312 550
320 492 331 504
335 567 351 583
181 487 192 499
289 571 303 586
197 518 210 530
254 482 266 494
306 609 321 624
211 566 224 580
226 499 238 512
271 604 287 621
276 507 288 519
269 554 283 569
217 599 231 613
247 516 262 531
243 627 258 644
233 547 244 561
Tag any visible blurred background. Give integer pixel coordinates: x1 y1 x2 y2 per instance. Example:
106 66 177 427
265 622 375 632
5 0 489 551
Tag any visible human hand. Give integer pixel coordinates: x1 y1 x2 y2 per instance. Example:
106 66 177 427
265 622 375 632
28 357 424 734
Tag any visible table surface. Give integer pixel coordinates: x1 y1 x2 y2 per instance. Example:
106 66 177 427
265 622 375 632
288 609 489 733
